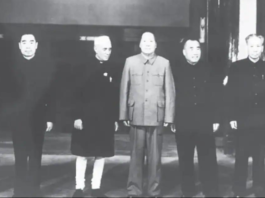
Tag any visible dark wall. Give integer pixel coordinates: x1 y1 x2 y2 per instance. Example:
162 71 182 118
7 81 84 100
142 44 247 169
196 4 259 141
0 24 189 133
0 24 188 63
257 0 265 39
0 0 189 27
0 0 192 133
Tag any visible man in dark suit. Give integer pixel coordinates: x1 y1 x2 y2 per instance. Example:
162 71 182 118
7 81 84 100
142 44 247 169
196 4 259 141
172 37 220 197
71 35 119 198
4 33 57 197
226 34 265 197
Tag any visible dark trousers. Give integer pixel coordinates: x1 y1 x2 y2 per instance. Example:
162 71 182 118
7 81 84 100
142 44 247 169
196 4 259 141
233 131 265 195
12 129 45 195
127 125 163 197
175 132 219 196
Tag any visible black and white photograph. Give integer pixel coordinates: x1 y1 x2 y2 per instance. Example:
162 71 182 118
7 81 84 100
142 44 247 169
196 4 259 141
0 0 264 197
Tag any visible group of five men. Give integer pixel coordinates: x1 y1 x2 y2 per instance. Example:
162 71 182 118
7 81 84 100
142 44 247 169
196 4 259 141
4 31 265 198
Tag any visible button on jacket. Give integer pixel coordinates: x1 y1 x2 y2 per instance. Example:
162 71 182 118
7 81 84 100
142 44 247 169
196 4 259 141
172 60 221 132
119 54 176 126
226 58 265 130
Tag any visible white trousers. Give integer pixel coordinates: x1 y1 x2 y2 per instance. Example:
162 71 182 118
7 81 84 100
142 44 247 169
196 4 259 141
75 156 105 190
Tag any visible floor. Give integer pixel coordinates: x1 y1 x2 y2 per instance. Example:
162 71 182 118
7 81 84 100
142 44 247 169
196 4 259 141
0 132 257 197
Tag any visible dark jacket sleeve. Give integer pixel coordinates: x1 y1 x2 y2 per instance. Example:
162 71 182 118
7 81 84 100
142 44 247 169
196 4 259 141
45 63 59 123
224 63 238 121
45 92 57 123
72 81 86 120
71 64 94 120
71 68 86 120
0 58 17 105
209 69 225 124
111 66 122 121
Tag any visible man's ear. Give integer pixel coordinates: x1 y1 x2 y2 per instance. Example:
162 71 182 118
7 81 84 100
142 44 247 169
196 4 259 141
36 42 38 49
18 42 21 50
139 42 142 50
183 49 186 57
94 46 97 54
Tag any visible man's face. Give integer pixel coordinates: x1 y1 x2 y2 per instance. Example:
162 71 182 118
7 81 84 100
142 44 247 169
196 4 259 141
247 37 264 61
94 41 112 62
18 34 38 58
183 40 201 64
139 33 157 55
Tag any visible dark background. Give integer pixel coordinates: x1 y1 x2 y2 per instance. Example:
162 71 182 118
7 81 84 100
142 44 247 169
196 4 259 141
0 0 192 133
0 0 190 27
0 0 253 138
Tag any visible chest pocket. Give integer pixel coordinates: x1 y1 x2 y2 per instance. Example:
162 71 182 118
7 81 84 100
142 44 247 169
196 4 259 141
152 70 164 86
131 70 143 85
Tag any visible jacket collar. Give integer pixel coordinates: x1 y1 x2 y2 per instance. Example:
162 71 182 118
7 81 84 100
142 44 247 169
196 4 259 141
247 57 262 65
139 53 157 65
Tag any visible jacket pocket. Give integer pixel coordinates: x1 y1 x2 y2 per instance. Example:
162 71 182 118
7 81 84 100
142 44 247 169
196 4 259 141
157 101 165 122
128 100 135 121
131 71 143 85
152 70 164 86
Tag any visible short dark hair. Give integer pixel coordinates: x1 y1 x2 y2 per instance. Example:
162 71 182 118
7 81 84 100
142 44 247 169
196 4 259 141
245 34 264 45
19 34 38 43
140 31 156 43
181 36 201 50
15 26 40 43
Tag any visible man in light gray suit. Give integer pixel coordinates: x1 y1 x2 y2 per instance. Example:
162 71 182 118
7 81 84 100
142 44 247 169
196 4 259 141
119 32 176 197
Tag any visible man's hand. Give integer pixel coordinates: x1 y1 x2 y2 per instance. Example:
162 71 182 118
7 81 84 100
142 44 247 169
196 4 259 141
74 119 83 130
171 123 176 133
46 122 53 132
164 122 176 133
213 123 220 132
123 120 130 127
230 121 237 129
164 122 169 127
115 122 119 132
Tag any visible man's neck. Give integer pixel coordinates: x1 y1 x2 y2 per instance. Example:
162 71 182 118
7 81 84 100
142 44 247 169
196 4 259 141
141 52 155 60
248 56 260 63
23 55 35 60
187 59 198 66
95 55 105 64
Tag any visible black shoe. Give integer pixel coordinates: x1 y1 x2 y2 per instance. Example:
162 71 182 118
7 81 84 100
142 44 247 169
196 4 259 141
232 194 244 198
72 189 84 198
91 189 107 197
29 187 43 197
254 186 265 197
13 184 30 197
147 195 161 198
13 190 29 197
181 195 190 198
181 193 196 198
204 191 220 197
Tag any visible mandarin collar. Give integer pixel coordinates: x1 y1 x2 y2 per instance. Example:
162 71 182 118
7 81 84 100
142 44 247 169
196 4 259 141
139 53 157 65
